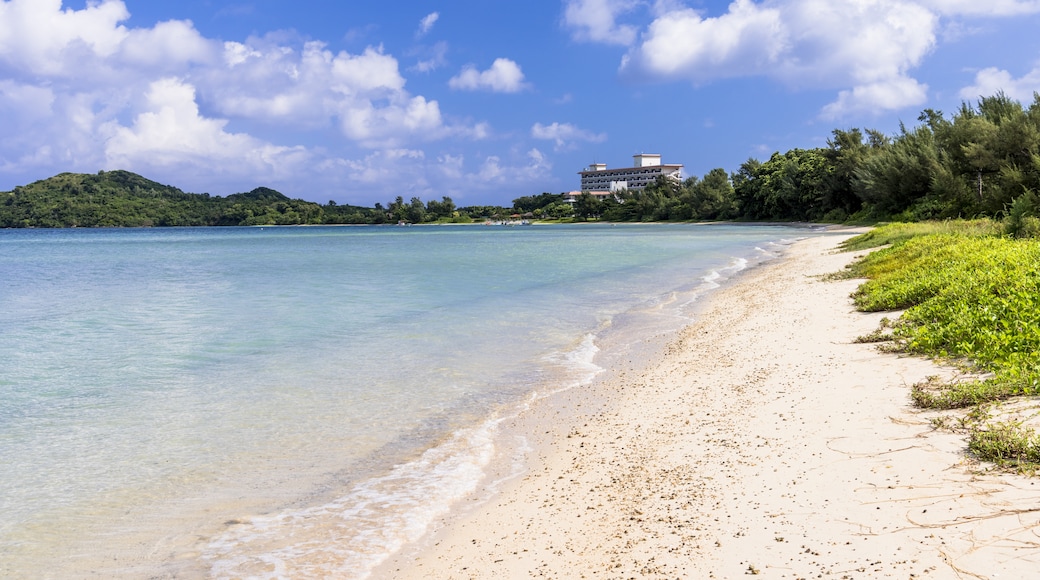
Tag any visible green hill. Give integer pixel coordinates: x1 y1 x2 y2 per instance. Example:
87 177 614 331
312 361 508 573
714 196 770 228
0 170 381 227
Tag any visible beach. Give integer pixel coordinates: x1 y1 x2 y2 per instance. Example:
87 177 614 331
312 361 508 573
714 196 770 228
377 233 1040 579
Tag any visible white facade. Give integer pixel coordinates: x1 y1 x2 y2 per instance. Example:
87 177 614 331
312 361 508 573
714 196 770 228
633 154 662 167
561 190 615 204
578 154 682 193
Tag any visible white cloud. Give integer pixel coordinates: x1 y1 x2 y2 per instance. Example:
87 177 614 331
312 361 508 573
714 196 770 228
618 0 938 116
0 0 129 75
103 78 309 181
918 0 1040 16
436 153 465 180
0 0 214 79
960 66 1040 101
417 12 439 38
0 0 528 204
603 0 1040 117
0 84 136 174
449 58 529 93
0 1 484 165
0 80 55 121
332 148 427 186
472 148 552 184
822 76 929 119
526 148 550 171
563 0 640 46
531 122 607 151
204 39 494 146
207 41 404 124
428 149 551 195
118 19 215 69
339 95 446 146
319 148 552 204
412 41 448 73
620 1 786 81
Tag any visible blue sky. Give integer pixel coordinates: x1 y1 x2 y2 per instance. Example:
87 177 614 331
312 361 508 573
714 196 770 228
2 1 1040 207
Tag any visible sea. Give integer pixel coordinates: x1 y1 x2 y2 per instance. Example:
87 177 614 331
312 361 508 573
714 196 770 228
0 223 823 578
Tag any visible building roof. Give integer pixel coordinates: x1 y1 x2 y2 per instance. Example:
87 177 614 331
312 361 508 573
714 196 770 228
578 164 683 175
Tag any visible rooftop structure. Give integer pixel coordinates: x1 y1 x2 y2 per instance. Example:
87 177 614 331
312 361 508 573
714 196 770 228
578 154 683 193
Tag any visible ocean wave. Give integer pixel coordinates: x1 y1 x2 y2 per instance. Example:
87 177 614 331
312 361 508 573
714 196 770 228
204 333 606 580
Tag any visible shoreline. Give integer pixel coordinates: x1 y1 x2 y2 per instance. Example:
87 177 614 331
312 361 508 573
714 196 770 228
376 233 1040 579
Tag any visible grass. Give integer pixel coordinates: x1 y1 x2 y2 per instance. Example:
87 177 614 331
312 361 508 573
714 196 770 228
910 378 1022 410
841 220 1040 470
969 422 1040 468
838 219 1001 252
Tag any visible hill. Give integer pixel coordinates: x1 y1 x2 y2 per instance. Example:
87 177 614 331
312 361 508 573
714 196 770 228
0 170 381 227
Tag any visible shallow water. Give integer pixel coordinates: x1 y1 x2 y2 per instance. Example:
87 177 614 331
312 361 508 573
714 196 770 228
0 223 818 577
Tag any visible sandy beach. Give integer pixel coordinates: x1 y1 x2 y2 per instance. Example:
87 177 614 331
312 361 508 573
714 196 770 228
376 232 1040 579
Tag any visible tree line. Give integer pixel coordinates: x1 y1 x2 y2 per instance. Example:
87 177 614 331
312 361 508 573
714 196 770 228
4 91 1039 229
568 91 1040 230
0 170 523 228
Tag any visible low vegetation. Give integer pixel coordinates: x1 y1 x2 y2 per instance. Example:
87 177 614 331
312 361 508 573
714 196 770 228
842 221 1040 470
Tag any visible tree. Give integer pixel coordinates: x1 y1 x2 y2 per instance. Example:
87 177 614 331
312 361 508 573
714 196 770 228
733 149 829 220
822 128 871 219
513 192 563 212
732 158 764 219
406 196 427 223
855 123 939 217
425 196 456 219
686 168 737 220
573 192 603 220
543 201 574 219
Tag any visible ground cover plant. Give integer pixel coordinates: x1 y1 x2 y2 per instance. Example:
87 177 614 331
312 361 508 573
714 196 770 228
841 221 1040 469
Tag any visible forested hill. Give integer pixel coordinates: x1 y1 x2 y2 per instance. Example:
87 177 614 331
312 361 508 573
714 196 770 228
0 170 383 227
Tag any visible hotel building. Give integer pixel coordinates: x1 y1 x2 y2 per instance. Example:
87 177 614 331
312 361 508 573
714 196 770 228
579 154 683 193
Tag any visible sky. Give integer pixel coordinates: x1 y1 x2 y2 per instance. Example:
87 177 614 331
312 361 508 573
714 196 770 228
2 1 1040 207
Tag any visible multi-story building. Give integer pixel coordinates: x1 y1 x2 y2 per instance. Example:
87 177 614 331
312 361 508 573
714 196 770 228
578 154 683 193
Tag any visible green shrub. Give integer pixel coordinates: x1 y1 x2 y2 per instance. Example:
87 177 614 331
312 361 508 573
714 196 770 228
969 422 1040 465
848 228 1040 409
1004 190 1040 238
840 220 1001 251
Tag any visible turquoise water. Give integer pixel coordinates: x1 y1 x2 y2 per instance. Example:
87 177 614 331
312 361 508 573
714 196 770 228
0 224 816 578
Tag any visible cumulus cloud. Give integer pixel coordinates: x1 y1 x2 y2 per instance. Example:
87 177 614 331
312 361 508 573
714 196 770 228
821 77 930 119
918 0 1040 16
0 0 130 75
960 66 1040 102
620 1 786 81
449 58 529 93
563 0 639 45
531 122 607 151
339 94 446 146
417 12 439 38
103 78 309 180
614 0 939 117
330 148 427 186
0 0 500 202
0 80 54 121
427 149 551 191
316 147 551 203
202 38 483 145
562 0 1040 118
0 1 483 156
202 39 451 146
0 0 215 79
412 41 448 73
472 148 553 184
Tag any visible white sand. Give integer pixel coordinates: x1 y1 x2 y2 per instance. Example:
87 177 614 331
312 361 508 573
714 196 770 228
376 233 1040 579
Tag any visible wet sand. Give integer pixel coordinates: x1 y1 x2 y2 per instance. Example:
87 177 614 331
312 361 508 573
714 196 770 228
377 233 1040 579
